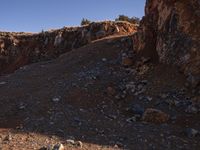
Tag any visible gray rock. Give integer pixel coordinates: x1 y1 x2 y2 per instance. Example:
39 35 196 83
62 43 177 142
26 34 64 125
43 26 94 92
146 96 152 101
102 58 107 62
185 105 199 114
122 53 127 57
52 97 60 102
127 104 144 116
126 115 140 122
0 81 7 85
125 82 136 93
115 95 121 100
18 102 26 110
160 93 168 99
185 128 199 138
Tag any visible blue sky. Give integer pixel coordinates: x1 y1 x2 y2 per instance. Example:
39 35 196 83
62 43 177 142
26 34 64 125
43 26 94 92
0 0 146 32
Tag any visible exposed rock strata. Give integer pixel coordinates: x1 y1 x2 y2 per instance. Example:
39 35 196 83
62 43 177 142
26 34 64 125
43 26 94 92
133 0 200 89
0 21 137 74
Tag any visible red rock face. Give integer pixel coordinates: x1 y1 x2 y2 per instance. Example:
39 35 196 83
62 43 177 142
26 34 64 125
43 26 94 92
134 0 200 88
0 21 137 74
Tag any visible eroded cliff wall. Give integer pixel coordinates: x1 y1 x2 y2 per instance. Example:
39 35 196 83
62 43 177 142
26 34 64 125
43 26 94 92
0 21 137 74
134 0 200 88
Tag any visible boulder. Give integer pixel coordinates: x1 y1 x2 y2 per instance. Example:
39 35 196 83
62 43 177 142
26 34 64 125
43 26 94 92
142 108 170 124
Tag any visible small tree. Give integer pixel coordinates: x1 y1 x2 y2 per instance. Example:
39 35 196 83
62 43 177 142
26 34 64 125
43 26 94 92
81 18 91 26
115 15 140 24
130 17 140 24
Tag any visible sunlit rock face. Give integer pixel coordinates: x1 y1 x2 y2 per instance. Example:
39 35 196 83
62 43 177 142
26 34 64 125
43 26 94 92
134 0 200 88
0 21 137 74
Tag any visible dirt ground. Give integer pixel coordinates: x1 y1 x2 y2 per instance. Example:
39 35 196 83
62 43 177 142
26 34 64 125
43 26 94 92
0 35 199 150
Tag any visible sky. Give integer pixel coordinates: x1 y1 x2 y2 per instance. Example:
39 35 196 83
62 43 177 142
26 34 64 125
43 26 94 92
0 0 146 32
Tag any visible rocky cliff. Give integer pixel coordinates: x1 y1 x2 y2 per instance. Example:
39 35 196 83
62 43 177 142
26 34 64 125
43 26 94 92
0 21 137 74
0 2 200 149
133 0 200 90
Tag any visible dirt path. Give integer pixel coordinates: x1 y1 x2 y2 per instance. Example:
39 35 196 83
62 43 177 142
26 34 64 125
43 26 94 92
0 35 199 150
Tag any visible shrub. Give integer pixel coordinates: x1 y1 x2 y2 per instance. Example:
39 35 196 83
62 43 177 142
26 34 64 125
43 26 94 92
81 18 91 26
115 15 140 24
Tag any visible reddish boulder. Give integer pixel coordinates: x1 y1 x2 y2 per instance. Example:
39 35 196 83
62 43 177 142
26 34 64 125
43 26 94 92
142 108 170 124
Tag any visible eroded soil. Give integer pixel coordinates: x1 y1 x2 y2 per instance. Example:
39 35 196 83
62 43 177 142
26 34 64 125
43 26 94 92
0 35 199 150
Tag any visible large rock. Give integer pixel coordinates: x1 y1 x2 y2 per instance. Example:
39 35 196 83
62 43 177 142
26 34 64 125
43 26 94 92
133 0 200 89
142 108 170 124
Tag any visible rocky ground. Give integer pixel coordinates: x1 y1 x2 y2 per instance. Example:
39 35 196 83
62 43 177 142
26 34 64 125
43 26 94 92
0 34 199 150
